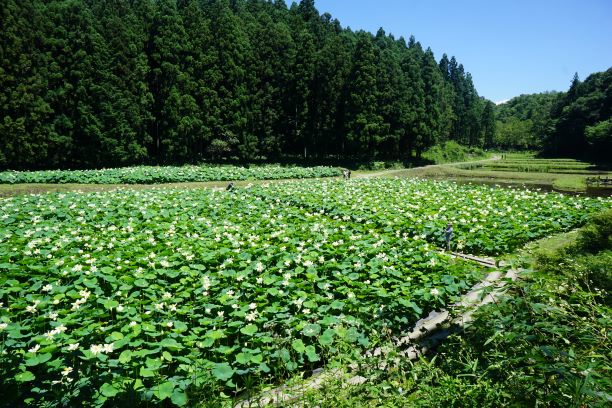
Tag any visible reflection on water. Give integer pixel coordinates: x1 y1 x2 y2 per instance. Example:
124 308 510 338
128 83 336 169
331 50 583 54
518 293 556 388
585 186 612 197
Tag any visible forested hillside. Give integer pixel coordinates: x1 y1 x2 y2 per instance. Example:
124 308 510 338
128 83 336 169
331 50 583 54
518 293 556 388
494 92 560 150
495 68 611 160
543 69 612 160
0 0 494 170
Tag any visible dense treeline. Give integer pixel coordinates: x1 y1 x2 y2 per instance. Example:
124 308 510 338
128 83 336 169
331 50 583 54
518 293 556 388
494 92 560 150
495 68 611 160
543 69 612 160
0 0 493 170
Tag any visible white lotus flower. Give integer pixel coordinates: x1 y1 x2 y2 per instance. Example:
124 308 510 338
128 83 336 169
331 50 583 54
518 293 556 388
90 344 103 355
67 343 79 351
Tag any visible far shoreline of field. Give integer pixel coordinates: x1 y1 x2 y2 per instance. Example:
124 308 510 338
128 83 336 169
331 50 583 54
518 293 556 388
1 154 611 197
0 156 498 197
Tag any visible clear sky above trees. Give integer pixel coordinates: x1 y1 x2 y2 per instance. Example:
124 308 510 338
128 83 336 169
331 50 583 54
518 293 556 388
314 0 612 103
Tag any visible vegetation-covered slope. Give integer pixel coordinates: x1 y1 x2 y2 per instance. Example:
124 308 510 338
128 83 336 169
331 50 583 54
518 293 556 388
495 68 611 160
494 92 561 149
544 69 612 160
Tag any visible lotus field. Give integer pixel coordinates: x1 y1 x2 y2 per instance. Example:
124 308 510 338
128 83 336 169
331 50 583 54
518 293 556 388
0 179 609 406
253 178 609 254
0 165 341 185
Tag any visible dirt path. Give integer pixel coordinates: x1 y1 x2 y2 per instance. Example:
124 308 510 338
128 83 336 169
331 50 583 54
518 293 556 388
354 155 500 179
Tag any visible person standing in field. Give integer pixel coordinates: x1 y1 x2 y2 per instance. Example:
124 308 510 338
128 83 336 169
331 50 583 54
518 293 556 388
444 223 453 251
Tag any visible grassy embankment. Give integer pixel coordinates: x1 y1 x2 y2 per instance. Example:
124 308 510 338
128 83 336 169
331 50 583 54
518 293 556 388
350 141 490 177
245 210 611 408
394 152 612 193
353 140 489 173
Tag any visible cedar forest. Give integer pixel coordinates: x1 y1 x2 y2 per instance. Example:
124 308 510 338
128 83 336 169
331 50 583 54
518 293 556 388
0 0 610 170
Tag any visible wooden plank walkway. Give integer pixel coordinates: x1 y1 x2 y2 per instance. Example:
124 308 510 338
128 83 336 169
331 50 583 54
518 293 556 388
235 253 520 407
449 251 497 267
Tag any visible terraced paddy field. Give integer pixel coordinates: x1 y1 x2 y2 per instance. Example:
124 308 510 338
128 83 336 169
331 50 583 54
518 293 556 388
400 154 612 193
458 156 607 174
1 178 609 407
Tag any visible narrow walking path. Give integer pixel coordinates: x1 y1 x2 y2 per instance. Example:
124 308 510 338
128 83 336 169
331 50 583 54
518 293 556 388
393 261 519 361
449 251 497 267
235 252 521 407
354 155 500 180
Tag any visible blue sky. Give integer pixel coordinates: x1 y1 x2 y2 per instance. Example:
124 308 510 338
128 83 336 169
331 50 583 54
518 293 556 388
312 0 612 103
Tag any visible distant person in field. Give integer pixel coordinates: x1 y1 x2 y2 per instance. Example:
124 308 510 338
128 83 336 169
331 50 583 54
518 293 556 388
347 169 351 179
444 223 453 251
342 169 349 179
226 182 235 191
